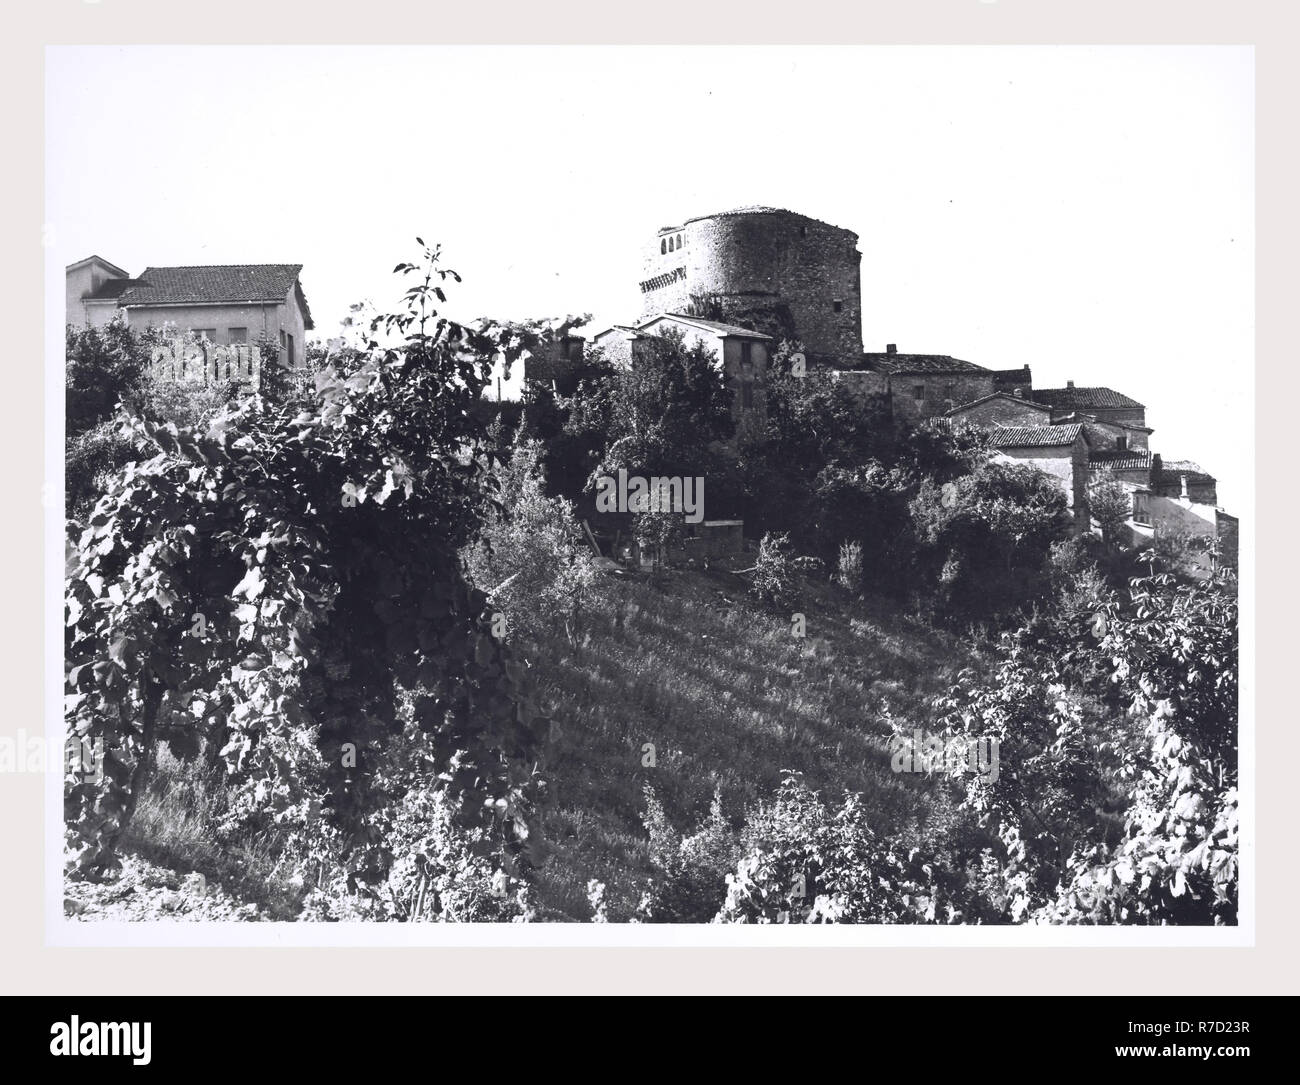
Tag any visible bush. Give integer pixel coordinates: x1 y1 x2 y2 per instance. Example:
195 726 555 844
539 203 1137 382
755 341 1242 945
750 531 799 609
463 431 602 645
716 775 945 923
835 539 864 591
635 787 740 922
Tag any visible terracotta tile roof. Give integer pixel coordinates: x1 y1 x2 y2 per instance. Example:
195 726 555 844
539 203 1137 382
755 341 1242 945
1033 386 1144 410
1051 410 1154 433
1089 449 1156 471
866 352 989 375
119 264 311 327
1157 459 1216 486
990 423 1084 448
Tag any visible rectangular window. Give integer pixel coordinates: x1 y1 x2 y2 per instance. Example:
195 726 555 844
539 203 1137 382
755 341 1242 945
740 341 752 367
193 328 216 341
227 327 248 344
1115 435 1128 451
832 299 843 313
1133 491 1151 526
287 333 295 367
912 385 925 401
944 382 956 400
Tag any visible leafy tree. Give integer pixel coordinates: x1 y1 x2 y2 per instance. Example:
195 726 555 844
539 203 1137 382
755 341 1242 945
940 565 1238 923
1089 475 1131 546
910 459 1070 621
66 317 155 437
64 242 550 892
592 327 734 483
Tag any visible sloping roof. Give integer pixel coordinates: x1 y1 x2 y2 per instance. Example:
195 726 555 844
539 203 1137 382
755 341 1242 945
1033 386 1144 410
991 366 1032 380
66 255 129 277
990 423 1084 449
866 352 990 375
945 392 1049 416
593 324 645 340
1158 459 1216 486
650 313 773 340
1089 449 1156 471
119 263 304 305
1050 410 1153 432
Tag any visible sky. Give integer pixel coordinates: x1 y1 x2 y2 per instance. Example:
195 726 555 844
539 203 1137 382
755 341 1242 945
46 45 1252 510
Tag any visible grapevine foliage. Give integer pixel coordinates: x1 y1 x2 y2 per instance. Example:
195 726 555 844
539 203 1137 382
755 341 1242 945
65 243 551 884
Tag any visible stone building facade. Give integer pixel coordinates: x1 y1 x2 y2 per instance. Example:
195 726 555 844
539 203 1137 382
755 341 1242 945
636 207 863 366
864 346 996 424
944 391 1051 428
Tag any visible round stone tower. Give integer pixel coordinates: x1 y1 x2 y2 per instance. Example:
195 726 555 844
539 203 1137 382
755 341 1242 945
635 206 863 365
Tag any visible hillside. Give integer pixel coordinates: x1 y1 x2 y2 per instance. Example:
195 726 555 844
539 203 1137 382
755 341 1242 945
522 566 986 920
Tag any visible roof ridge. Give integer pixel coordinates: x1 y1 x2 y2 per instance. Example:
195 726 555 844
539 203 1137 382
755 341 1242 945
140 262 303 270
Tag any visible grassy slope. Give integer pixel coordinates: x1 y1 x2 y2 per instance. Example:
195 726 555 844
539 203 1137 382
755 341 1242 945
521 567 985 920
106 567 985 922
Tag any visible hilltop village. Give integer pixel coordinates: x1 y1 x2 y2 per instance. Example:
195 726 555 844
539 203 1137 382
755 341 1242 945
63 207 1237 573
527 206 1237 572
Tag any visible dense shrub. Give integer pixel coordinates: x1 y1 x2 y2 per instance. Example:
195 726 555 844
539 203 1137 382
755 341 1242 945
463 431 601 645
715 775 946 924
910 459 1070 622
939 564 1238 923
635 787 740 922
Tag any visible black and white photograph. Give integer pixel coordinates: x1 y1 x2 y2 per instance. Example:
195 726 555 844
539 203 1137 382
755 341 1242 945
47 42 1250 939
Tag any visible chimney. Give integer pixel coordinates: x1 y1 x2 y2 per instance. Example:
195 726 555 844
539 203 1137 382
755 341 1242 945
1180 474 1189 500
1066 380 1075 389
886 343 897 356
1012 388 1022 398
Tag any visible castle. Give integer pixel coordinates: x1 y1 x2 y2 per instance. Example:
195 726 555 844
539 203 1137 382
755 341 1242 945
532 205 1238 574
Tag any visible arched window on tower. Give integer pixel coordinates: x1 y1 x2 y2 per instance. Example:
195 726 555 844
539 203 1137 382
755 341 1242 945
661 239 667 254
676 233 683 249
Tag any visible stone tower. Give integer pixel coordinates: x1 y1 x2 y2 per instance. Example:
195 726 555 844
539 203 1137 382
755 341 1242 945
636 207 863 365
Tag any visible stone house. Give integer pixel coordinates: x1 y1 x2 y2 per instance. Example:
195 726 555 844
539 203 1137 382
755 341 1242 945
988 422 1091 532
862 344 996 423
1032 382 1147 431
1049 410 1152 452
944 391 1052 428
1155 460 1218 505
992 365 1034 398
66 257 314 368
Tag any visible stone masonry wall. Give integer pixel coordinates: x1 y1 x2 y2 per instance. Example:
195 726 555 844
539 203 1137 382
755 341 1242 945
637 209 863 366
890 372 995 425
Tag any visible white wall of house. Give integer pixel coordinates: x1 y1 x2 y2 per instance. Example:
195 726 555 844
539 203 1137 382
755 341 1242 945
122 289 309 366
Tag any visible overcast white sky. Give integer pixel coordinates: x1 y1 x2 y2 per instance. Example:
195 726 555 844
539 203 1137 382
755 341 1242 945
46 45 1252 510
